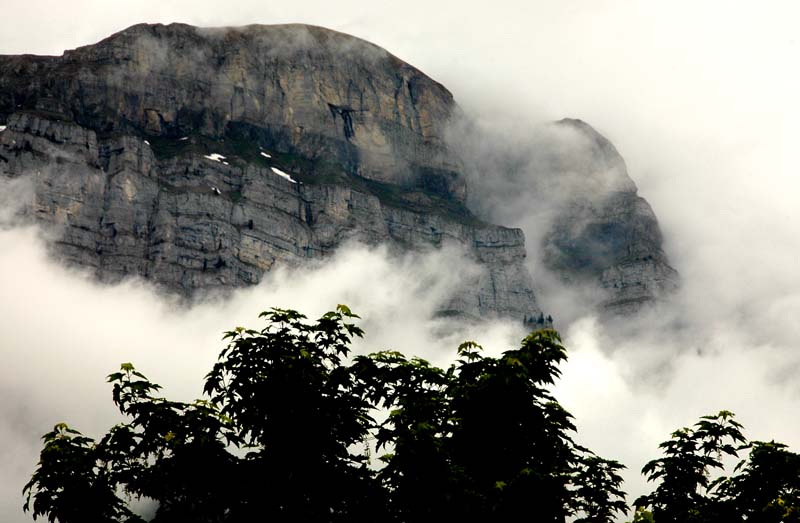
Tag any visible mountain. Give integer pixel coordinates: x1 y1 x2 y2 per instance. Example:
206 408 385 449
540 119 679 315
0 23 676 321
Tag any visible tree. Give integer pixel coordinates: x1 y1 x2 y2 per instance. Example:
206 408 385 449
634 411 800 523
634 410 746 523
442 333 580 521
24 305 627 522
361 332 625 522
23 422 141 523
714 440 800 522
202 307 384 522
572 449 628 523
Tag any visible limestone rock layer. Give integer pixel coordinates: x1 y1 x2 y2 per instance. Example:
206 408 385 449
0 23 678 321
0 23 464 201
0 24 541 321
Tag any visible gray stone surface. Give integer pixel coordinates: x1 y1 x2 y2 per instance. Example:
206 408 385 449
0 23 464 201
0 22 543 321
0 23 676 321
541 119 679 314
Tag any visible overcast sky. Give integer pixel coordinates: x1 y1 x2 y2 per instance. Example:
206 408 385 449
2 2 799 521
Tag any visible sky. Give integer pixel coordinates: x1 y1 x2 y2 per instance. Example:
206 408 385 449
2 1 800 521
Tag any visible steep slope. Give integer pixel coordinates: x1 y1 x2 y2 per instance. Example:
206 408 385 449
541 119 679 314
0 23 464 200
0 23 542 321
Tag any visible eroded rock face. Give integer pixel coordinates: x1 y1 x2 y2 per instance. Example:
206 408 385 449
0 25 542 321
0 23 464 201
0 23 677 322
541 119 679 314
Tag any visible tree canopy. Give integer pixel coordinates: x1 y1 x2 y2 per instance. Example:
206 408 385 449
634 412 800 523
22 305 800 522
23 305 627 522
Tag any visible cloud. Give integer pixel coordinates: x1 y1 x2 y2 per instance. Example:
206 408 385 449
0 223 527 522
443 77 800 510
437 23 800 505
0 177 35 225
555 313 800 504
2 3 800 521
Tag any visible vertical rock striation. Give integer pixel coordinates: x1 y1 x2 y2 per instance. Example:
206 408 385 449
0 23 543 322
0 24 678 321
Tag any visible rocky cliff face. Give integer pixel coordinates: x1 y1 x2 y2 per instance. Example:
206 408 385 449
0 23 677 321
0 23 542 321
541 119 679 314
0 23 463 201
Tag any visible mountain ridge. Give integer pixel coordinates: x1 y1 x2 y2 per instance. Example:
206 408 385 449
0 23 677 321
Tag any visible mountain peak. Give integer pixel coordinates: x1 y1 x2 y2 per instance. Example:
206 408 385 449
0 24 677 321
1 22 464 201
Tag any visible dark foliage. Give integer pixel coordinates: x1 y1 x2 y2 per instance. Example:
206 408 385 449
24 305 629 522
635 412 800 523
